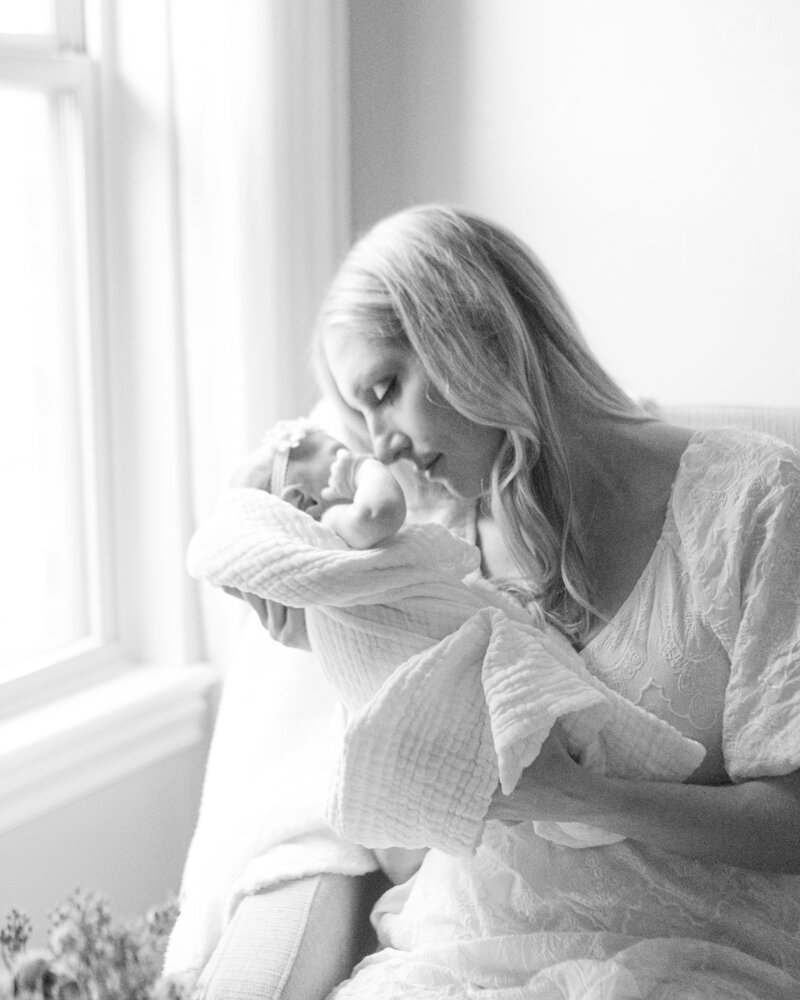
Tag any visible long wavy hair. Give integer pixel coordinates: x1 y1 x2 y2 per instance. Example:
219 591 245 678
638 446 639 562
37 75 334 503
312 205 650 642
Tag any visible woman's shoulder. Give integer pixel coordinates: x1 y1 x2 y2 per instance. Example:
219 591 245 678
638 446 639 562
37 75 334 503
669 425 800 591
673 426 800 520
662 427 800 656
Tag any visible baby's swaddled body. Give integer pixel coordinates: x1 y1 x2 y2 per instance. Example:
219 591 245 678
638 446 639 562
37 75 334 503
188 487 705 854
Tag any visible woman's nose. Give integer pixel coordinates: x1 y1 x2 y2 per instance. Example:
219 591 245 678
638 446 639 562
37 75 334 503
368 415 409 464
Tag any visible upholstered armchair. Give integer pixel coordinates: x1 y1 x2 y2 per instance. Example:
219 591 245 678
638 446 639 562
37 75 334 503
184 404 800 1000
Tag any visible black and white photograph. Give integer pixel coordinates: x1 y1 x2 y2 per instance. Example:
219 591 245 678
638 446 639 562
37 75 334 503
1 2 798 997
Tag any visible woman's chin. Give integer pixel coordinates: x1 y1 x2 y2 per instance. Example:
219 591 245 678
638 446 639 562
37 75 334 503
435 476 486 503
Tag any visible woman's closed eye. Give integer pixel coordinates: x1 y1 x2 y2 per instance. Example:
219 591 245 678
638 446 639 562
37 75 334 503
373 378 397 405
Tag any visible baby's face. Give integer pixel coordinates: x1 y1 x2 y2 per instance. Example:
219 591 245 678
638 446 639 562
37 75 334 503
283 431 343 512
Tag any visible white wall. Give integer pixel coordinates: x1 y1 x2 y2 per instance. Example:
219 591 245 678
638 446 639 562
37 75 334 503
349 0 800 407
0 744 207 947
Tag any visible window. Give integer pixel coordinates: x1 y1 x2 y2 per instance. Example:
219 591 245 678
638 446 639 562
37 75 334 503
0 1 216 833
0 0 119 713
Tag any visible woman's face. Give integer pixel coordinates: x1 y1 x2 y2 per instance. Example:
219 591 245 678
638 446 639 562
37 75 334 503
323 326 503 501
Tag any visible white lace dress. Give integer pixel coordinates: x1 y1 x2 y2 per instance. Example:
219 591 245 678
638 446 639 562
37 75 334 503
332 429 800 1000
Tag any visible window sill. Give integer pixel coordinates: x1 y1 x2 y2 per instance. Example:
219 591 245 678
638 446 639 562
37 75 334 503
0 664 219 834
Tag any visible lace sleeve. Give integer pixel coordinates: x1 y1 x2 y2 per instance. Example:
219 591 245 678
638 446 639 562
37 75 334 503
721 446 800 781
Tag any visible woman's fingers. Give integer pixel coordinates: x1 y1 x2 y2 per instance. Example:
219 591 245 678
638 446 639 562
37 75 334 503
241 592 272 630
486 724 582 824
270 603 312 650
221 588 310 650
246 594 311 650
487 788 526 825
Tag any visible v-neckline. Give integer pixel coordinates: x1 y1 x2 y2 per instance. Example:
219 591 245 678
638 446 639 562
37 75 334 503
577 429 702 654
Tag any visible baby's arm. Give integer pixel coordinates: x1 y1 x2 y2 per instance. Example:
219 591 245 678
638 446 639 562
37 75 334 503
319 450 406 549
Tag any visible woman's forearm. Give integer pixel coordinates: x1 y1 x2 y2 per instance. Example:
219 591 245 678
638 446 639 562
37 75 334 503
569 767 800 873
492 730 800 873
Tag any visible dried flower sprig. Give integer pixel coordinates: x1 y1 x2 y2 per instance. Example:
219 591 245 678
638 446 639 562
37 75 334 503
0 909 31 970
0 891 187 1000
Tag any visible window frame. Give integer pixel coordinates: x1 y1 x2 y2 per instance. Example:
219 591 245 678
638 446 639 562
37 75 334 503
0 0 121 715
0 0 217 834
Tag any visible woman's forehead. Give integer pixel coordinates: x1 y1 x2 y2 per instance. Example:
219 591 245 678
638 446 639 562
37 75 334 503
323 326 408 401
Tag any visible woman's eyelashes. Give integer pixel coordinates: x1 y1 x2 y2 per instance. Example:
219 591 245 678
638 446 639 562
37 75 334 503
373 377 397 405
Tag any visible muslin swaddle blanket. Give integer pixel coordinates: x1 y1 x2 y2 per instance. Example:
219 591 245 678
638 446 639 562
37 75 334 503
187 488 705 854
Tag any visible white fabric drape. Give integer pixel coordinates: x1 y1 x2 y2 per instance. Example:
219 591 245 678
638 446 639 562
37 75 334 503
169 0 351 668
163 4 358 976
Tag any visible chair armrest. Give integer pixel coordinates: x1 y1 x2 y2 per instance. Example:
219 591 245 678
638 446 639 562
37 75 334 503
193 871 389 1000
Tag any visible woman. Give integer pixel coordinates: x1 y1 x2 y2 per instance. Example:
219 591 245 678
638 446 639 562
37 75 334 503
251 205 800 997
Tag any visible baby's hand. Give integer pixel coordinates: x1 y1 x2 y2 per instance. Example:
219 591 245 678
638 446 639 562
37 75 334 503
321 448 361 503
319 454 406 548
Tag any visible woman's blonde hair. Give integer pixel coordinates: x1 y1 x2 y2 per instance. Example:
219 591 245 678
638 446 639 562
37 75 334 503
312 205 649 642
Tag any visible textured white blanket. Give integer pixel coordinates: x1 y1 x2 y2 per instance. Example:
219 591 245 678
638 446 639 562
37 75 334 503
187 488 705 853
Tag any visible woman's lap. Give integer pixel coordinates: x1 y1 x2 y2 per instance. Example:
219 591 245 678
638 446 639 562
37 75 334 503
332 939 800 1000
331 824 800 1000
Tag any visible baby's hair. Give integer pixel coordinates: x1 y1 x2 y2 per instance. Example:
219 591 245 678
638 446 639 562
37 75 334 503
312 204 653 643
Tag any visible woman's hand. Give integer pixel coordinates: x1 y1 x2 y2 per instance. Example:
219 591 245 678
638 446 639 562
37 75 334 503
223 587 311 651
487 724 589 825
488 723 800 873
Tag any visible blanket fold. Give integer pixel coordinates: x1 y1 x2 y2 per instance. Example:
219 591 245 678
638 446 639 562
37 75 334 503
188 489 706 854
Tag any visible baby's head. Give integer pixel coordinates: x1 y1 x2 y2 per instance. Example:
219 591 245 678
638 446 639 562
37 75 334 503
262 418 343 514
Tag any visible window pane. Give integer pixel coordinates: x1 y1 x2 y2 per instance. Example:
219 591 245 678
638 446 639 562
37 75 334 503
0 0 54 35
0 87 90 669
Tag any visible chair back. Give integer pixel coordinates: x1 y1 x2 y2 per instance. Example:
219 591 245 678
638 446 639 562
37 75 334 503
659 405 800 451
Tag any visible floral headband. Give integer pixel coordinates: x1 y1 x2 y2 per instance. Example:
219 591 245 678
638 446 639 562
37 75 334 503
262 417 320 496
